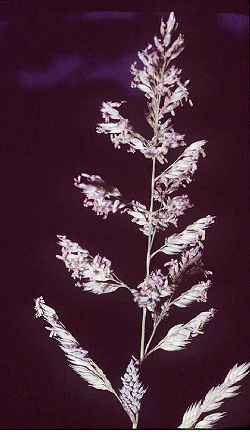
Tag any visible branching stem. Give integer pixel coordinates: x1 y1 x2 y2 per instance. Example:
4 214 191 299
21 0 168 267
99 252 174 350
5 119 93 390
138 50 170 429
140 157 156 362
144 323 157 356
139 58 166 364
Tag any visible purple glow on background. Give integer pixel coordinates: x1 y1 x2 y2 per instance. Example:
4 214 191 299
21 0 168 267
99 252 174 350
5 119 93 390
0 19 8 32
15 12 249 90
217 13 249 38
67 11 137 22
17 54 135 89
90 55 135 83
1 6 249 429
18 55 81 88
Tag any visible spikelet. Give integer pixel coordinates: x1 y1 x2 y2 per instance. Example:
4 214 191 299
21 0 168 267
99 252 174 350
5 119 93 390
195 412 226 428
173 280 211 308
154 216 215 257
155 308 215 352
178 362 250 428
155 140 206 196
34 297 114 392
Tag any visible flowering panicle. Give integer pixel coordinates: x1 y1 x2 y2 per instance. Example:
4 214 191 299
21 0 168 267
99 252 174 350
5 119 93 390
178 362 250 429
159 194 193 227
140 121 186 164
96 101 186 165
56 235 126 294
131 12 189 109
155 140 207 198
97 13 192 165
134 269 210 320
96 101 148 155
127 194 192 236
130 12 191 164
74 173 125 219
119 357 147 427
33 11 249 430
158 119 186 147
34 297 114 392
131 269 174 312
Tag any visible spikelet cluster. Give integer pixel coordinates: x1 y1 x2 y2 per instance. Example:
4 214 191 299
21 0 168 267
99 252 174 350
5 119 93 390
34 297 114 392
155 308 216 352
74 173 125 218
33 10 249 430
132 270 174 312
119 357 147 426
155 140 206 197
178 363 250 428
56 235 125 294
157 216 215 257
127 194 192 235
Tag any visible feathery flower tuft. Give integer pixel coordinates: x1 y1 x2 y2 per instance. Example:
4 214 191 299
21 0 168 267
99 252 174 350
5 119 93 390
56 235 126 294
96 101 148 155
127 195 192 236
119 357 147 427
130 12 188 109
130 12 191 164
159 194 193 227
178 362 250 428
131 270 174 312
140 122 186 164
74 173 125 219
34 297 114 392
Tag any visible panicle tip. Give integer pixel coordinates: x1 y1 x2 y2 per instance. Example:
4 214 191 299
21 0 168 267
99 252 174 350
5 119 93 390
34 296 45 318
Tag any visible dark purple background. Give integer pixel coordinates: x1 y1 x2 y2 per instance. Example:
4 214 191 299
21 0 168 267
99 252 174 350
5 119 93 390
1 2 249 429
